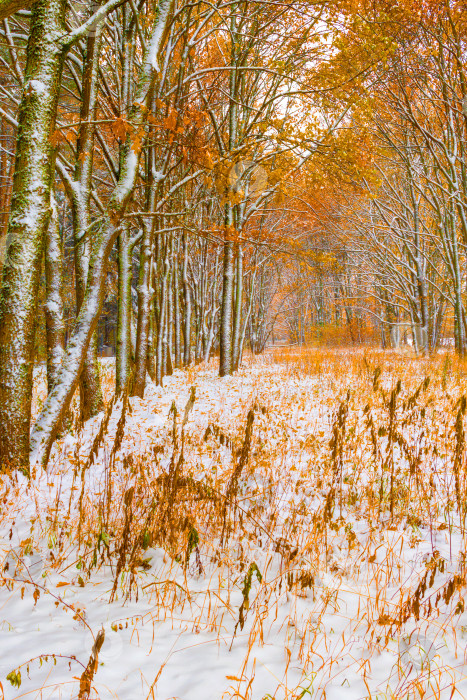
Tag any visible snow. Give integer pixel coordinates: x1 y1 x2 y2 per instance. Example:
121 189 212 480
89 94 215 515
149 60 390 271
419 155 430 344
2 352 467 699
26 80 48 96
44 299 61 315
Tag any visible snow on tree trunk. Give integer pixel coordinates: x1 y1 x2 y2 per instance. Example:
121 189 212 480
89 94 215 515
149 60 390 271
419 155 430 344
44 193 65 394
0 0 67 471
132 220 154 397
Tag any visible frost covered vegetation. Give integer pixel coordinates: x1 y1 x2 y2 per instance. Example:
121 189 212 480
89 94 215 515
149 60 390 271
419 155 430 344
2 348 467 698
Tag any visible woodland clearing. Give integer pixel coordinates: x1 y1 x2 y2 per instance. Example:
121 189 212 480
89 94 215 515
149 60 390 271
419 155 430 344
1 348 467 700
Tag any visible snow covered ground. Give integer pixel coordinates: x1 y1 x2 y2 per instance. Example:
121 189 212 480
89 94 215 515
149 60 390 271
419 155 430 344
1 349 467 699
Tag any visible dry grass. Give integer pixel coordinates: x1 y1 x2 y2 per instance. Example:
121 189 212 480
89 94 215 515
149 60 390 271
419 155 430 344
3 347 467 698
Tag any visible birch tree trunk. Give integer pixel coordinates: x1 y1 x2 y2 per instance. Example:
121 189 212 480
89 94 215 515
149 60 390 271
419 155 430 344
0 0 67 471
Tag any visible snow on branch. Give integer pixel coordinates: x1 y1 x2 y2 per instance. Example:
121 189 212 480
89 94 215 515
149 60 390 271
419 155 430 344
64 0 125 47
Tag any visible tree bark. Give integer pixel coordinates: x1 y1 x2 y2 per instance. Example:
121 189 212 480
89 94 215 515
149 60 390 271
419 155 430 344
232 243 243 371
182 230 192 366
156 235 169 385
173 235 181 368
116 223 133 393
44 194 65 392
218 9 237 377
132 221 154 397
219 209 234 377
71 16 104 420
0 0 67 471
44 193 65 394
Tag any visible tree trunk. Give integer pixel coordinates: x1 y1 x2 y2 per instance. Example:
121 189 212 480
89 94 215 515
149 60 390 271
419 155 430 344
71 16 104 420
166 235 174 375
182 230 192 366
132 221 154 397
232 243 243 371
219 208 234 377
173 235 182 368
44 193 65 393
0 0 67 471
156 235 169 385
116 223 133 393
219 10 237 378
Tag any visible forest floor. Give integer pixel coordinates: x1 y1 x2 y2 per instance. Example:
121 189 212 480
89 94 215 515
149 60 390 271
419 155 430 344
2 347 467 699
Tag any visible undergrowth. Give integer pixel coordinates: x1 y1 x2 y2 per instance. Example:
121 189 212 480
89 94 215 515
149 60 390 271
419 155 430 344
2 348 467 698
